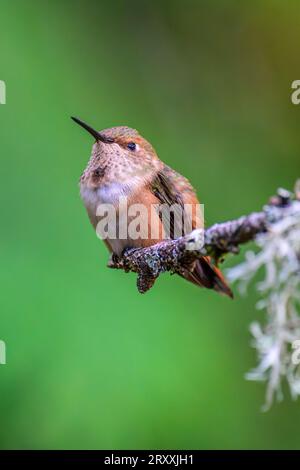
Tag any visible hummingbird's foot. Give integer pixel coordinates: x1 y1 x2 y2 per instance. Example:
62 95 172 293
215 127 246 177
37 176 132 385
107 253 122 269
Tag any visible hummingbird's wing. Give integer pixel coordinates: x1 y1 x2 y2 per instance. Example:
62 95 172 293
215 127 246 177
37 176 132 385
150 164 233 298
151 164 201 239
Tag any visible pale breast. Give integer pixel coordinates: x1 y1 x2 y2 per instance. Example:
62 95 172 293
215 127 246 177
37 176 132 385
80 181 141 255
80 178 165 256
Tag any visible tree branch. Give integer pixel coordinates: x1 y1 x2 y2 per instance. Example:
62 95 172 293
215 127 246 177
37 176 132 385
108 187 300 293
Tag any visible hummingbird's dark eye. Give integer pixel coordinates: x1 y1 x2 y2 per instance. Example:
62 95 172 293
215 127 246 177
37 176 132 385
127 142 136 151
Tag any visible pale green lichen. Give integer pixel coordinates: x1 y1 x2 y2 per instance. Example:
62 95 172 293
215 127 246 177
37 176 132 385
228 196 300 410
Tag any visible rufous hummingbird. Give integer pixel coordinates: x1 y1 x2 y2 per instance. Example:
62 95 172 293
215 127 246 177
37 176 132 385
72 116 232 297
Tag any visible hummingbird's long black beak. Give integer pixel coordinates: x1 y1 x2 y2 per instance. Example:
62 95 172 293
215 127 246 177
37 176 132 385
71 116 114 143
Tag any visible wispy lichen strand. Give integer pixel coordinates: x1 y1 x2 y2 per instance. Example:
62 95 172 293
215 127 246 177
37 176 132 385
228 198 300 410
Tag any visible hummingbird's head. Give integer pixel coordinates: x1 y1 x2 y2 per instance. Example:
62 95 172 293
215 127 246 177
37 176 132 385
72 117 161 188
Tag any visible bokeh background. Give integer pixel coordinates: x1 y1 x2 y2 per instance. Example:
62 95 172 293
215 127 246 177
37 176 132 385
0 0 299 449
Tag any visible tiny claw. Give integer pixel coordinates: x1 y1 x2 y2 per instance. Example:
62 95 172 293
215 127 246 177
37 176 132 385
107 253 122 269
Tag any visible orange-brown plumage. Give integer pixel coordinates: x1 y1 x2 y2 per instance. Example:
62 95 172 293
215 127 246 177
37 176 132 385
73 117 232 298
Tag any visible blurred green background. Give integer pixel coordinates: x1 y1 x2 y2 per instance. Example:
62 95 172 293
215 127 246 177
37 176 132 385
0 0 299 449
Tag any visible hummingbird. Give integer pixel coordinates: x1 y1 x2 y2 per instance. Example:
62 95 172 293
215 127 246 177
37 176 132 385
72 116 232 298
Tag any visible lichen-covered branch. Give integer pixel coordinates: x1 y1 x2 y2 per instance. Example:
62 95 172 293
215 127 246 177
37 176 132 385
108 188 298 294
108 184 300 409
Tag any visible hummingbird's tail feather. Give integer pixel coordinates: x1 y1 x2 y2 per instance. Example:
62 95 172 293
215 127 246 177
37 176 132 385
180 257 233 298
